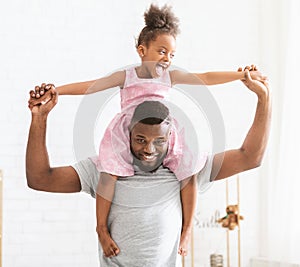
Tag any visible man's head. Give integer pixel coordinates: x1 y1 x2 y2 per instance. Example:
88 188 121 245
130 101 172 172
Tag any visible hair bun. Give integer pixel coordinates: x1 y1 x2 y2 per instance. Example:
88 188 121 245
144 4 179 32
136 4 180 47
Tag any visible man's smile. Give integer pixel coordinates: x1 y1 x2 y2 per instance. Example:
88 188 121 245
140 153 159 162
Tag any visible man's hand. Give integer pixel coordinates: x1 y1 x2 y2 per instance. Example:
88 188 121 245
238 64 268 83
28 86 58 116
28 83 55 107
238 66 269 97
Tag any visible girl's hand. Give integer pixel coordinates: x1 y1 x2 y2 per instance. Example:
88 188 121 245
28 86 58 116
28 83 55 107
30 83 54 98
238 65 267 82
238 66 269 97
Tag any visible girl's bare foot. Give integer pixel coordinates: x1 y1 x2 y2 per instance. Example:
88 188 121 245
97 226 120 257
178 227 192 256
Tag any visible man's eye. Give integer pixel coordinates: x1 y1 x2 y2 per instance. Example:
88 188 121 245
136 139 145 144
154 140 167 146
159 50 166 55
170 53 175 59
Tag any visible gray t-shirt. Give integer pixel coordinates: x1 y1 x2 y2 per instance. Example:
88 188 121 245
72 156 213 267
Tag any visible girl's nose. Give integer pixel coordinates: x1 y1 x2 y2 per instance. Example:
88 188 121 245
163 54 171 62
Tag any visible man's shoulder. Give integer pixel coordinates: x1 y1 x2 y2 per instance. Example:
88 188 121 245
72 158 99 197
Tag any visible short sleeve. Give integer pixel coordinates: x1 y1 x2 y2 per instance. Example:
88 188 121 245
197 154 214 194
72 158 100 198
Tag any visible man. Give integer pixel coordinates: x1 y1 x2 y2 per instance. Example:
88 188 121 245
26 69 271 266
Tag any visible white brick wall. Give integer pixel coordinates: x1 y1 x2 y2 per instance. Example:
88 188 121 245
1 0 263 266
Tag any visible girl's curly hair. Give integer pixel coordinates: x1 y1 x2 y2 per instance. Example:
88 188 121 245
136 4 180 48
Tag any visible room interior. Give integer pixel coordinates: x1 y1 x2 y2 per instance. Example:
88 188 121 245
1 0 299 266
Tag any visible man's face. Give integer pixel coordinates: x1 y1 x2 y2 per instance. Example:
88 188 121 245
130 121 171 172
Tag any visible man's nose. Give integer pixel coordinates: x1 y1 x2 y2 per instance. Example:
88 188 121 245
144 142 155 154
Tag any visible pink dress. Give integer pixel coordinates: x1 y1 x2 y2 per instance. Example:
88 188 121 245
92 67 207 181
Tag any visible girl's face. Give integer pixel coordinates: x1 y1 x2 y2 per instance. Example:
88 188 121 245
137 34 176 78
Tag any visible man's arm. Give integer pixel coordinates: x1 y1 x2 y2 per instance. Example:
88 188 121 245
211 69 272 181
26 88 81 193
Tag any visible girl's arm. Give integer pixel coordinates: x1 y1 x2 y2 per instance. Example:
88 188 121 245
57 70 126 95
170 67 265 86
195 71 246 85
31 70 126 100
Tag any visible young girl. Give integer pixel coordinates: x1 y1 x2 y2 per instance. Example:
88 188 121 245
30 4 264 258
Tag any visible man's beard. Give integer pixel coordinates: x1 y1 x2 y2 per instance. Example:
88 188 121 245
132 155 164 173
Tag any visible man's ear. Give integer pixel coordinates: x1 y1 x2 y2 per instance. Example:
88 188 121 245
137 45 146 58
129 120 136 132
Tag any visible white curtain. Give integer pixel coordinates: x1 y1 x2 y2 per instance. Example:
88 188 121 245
260 0 300 263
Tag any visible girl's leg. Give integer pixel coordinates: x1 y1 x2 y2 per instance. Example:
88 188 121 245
96 172 120 257
178 175 197 256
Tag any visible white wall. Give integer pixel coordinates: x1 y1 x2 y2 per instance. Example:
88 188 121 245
1 0 264 266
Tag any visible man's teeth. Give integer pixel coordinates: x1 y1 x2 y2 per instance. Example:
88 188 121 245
143 155 157 160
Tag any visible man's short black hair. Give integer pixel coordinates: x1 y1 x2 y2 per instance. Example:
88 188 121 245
131 101 170 126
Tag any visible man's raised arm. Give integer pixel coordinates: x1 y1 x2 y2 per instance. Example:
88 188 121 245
211 68 272 181
26 88 81 193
